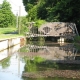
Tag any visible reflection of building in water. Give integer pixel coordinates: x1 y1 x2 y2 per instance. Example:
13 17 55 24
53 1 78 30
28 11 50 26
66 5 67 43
21 44 78 60
59 44 78 60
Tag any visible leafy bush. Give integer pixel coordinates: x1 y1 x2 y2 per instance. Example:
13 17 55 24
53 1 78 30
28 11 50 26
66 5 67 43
34 19 46 28
34 56 45 63
74 36 80 43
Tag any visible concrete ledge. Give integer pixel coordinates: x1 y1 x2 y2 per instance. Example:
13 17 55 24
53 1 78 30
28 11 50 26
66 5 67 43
0 36 26 51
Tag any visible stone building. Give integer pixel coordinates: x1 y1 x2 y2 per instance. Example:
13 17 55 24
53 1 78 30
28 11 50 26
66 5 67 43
27 22 79 42
38 22 78 37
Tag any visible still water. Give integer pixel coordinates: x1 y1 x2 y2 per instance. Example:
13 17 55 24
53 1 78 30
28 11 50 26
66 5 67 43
0 41 80 80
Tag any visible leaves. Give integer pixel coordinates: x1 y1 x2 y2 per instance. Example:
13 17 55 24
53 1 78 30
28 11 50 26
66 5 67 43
0 0 16 28
23 0 80 33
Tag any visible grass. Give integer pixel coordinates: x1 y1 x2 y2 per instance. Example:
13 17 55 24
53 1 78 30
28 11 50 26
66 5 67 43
0 28 24 40
0 34 23 40
0 28 16 34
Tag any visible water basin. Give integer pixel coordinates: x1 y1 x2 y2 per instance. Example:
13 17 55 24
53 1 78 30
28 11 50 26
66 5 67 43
0 41 80 80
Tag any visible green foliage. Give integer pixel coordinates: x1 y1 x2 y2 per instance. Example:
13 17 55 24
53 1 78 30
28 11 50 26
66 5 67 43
23 0 39 12
28 5 38 21
34 56 45 63
23 56 45 72
38 37 45 46
0 57 10 68
25 3 33 11
34 20 46 28
0 28 16 34
73 36 80 50
0 0 16 28
74 43 80 51
20 26 29 34
23 57 37 72
20 16 29 34
20 46 30 52
23 0 80 33
74 36 80 43
43 61 59 69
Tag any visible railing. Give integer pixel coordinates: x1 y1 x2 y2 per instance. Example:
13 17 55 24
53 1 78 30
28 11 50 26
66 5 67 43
26 32 76 39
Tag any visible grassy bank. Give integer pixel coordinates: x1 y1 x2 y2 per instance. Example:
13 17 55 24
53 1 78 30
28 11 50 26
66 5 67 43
0 34 23 40
0 28 24 40
0 28 16 34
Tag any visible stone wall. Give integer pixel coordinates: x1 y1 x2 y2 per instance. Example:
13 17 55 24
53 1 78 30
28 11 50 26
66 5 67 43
0 37 25 51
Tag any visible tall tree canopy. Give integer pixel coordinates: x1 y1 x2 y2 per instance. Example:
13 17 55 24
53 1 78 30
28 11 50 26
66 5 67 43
23 0 80 34
0 0 16 28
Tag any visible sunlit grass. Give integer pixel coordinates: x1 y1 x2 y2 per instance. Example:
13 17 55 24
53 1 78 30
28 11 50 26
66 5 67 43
0 28 24 40
0 34 23 40
0 28 16 34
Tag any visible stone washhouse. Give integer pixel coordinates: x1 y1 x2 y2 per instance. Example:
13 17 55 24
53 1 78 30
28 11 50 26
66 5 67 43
28 22 79 42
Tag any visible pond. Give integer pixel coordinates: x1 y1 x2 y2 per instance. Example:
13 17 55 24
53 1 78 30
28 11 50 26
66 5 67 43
0 40 80 80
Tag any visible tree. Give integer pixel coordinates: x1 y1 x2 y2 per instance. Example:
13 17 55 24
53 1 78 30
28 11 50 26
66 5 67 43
0 0 16 28
23 0 80 34
28 5 38 21
20 16 29 34
22 0 39 12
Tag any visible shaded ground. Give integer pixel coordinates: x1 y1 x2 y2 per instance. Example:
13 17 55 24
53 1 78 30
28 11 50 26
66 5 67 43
22 69 80 79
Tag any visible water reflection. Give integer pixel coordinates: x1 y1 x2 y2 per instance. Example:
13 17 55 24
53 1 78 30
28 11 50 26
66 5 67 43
0 41 80 80
20 41 80 80
20 42 78 61
0 44 25 80
0 44 20 61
